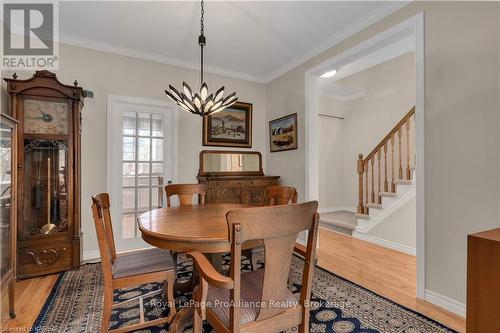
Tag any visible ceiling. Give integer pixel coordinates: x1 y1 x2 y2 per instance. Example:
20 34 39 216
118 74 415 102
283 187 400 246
58 1 407 83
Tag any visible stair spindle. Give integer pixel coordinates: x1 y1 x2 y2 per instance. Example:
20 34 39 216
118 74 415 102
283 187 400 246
406 118 411 180
383 142 388 192
370 158 375 203
364 164 369 214
391 134 395 192
377 150 381 204
357 154 364 214
398 126 403 179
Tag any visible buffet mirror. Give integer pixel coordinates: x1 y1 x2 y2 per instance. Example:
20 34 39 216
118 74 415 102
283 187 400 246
198 150 263 177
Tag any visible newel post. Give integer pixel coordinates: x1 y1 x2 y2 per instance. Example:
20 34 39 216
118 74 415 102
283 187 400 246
357 154 365 214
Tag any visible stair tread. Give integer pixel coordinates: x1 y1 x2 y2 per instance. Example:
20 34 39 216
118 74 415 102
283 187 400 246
367 203 383 209
380 192 396 197
355 213 370 220
395 179 414 185
320 211 357 230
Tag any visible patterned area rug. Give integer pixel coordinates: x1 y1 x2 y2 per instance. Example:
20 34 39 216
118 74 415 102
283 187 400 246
32 255 457 333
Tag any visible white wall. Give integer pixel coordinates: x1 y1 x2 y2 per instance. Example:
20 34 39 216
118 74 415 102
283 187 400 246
318 52 415 210
1 43 267 257
318 96 345 209
266 2 500 305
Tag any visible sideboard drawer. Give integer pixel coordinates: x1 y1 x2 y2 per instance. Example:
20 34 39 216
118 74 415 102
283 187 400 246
199 176 280 206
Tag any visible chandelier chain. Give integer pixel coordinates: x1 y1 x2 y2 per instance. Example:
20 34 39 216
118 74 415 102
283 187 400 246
200 0 205 36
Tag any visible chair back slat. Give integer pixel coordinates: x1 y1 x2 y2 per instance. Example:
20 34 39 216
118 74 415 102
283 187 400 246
225 201 319 325
265 186 298 206
91 193 117 281
165 184 207 207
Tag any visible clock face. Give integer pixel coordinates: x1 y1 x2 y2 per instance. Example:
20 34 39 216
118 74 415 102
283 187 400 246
24 99 68 135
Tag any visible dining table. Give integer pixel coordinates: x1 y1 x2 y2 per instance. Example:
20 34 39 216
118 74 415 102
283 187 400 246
138 203 260 333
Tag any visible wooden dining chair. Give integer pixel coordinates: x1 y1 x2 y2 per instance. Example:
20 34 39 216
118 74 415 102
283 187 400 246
91 193 177 333
188 201 319 333
164 183 207 207
265 185 298 206
246 185 299 270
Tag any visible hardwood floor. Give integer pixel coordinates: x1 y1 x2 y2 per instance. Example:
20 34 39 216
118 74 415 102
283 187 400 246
316 228 466 332
1 229 466 332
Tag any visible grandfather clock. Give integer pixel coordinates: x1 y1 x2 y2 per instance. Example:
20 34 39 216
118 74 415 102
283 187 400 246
4 71 85 279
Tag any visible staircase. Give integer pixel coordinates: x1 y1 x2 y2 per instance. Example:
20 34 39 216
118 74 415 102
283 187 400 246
320 107 416 251
353 107 415 242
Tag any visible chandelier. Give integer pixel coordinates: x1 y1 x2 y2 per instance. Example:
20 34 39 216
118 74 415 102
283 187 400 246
165 0 238 116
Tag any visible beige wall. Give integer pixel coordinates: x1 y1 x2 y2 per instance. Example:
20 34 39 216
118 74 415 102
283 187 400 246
266 2 500 305
1 43 267 256
318 52 415 210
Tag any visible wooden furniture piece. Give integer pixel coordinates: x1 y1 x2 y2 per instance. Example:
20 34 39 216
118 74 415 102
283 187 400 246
138 203 265 332
0 114 18 320
4 71 85 279
265 185 298 206
467 228 500 333
189 201 319 333
165 183 206 207
197 150 279 206
91 193 176 333
248 185 299 270
356 107 415 215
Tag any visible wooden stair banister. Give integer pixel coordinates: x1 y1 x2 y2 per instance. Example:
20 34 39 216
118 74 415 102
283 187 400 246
357 107 415 214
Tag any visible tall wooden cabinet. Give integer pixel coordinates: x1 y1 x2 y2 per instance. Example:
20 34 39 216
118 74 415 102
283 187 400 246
0 114 18 319
467 228 500 332
4 71 85 279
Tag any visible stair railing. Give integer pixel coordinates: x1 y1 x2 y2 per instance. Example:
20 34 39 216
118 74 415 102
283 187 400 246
357 107 415 214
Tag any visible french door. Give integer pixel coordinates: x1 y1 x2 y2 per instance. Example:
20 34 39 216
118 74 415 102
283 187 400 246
107 96 177 252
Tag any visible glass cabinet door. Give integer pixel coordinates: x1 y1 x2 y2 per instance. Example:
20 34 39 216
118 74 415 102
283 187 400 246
22 139 69 238
0 122 13 277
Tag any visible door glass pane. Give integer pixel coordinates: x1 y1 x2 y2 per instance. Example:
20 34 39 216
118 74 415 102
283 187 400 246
138 138 150 161
123 112 136 136
1 123 12 275
122 163 135 187
152 114 163 137
137 163 150 186
120 111 165 239
123 137 135 161
138 113 151 136
152 139 163 161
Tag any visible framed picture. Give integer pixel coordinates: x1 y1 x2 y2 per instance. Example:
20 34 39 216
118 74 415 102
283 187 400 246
269 113 298 152
203 102 252 148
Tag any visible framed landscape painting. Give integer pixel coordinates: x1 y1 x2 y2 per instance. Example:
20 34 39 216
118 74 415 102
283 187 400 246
269 113 298 152
203 102 252 148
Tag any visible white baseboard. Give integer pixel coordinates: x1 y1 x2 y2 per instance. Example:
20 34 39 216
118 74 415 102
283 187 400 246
82 246 154 263
319 206 356 214
352 232 416 256
82 250 101 262
424 289 466 318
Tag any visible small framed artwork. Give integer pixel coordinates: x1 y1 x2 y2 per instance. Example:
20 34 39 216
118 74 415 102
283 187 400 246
269 113 298 152
203 102 252 148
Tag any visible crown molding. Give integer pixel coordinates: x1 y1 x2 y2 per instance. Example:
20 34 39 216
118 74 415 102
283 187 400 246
57 1 410 85
263 1 411 83
58 33 267 84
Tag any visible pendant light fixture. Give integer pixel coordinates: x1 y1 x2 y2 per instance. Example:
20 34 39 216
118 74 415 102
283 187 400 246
165 0 238 116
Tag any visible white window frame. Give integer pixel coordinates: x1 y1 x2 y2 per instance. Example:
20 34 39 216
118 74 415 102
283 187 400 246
107 95 178 252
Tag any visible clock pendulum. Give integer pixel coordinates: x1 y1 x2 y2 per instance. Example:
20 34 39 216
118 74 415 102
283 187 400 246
50 146 60 225
33 149 43 209
40 157 57 235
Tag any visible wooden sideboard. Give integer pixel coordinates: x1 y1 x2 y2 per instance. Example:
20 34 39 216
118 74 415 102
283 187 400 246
467 228 500 333
198 176 280 206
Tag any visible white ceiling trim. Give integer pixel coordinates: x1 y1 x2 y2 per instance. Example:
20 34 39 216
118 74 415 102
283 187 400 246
58 1 410 85
263 1 411 83
58 33 267 84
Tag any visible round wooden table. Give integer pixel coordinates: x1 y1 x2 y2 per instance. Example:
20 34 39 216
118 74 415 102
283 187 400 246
138 203 249 333
138 203 248 253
